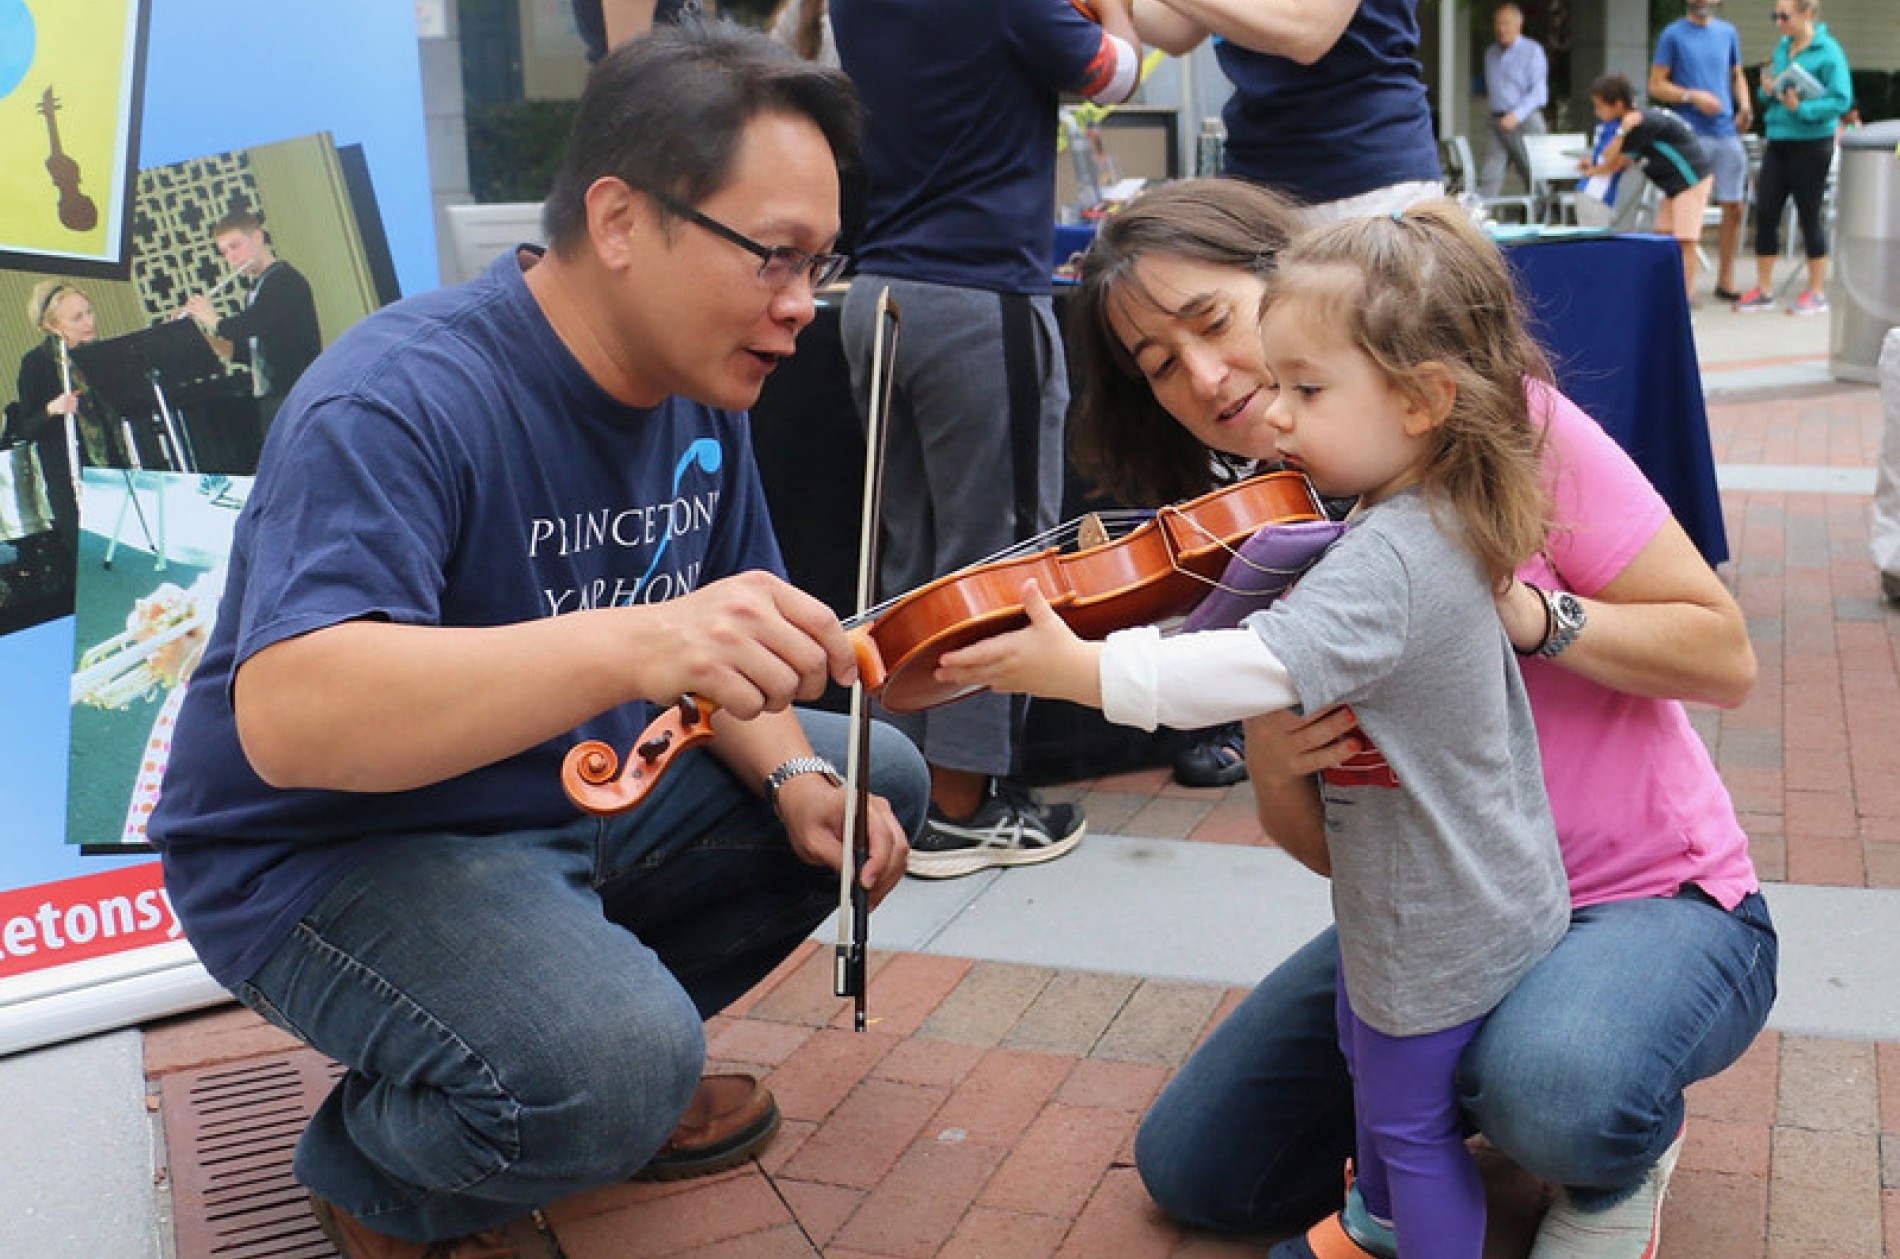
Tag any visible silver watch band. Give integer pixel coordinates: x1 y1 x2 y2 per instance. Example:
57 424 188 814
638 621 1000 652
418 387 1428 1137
763 756 843 816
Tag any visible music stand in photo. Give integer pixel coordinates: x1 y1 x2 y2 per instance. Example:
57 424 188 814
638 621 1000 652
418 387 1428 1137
72 323 220 572
72 320 224 475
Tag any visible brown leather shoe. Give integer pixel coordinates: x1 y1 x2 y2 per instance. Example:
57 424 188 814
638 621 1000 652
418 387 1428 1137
633 1072 782 1181
309 1192 565 1259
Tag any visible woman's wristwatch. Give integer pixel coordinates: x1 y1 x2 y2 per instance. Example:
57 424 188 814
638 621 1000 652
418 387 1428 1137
1518 582 1587 659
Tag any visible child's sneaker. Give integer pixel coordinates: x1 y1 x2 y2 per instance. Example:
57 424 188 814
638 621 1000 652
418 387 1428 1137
1788 289 1829 316
1731 287 1775 313
1268 1181 1398 1259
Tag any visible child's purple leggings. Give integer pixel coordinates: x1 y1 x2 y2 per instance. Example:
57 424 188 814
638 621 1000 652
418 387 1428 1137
1337 980 1488 1259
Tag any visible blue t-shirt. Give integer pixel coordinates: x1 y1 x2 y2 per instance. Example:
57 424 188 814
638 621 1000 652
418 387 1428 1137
1217 0 1441 206
831 0 1113 294
1653 16 1743 140
148 251 785 987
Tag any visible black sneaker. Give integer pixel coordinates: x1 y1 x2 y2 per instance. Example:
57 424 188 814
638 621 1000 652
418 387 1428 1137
1172 724 1248 788
907 781 1086 879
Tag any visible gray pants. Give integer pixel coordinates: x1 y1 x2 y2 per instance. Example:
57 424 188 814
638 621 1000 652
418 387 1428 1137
841 275 1069 777
1480 108 1546 199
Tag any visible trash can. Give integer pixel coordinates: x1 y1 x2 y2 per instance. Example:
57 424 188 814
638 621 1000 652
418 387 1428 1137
1829 120 1900 384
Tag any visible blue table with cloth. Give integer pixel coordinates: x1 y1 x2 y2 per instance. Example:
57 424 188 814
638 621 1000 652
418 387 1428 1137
1501 231 1728 566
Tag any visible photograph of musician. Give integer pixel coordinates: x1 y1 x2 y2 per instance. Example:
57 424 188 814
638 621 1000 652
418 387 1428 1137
147 24 927 1257
178 207 320 439
6 278 113 588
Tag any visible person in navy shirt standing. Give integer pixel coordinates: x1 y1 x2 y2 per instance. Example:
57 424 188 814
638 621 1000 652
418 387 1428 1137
1135 0 1443 220
148 25 926 1258
830 0 1140 879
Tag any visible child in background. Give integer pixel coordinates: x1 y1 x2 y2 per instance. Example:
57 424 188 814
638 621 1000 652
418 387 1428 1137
935 203 1570 1259
1580 72 1715 304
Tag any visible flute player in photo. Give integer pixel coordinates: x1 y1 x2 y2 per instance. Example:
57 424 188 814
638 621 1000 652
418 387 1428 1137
178 208 320 440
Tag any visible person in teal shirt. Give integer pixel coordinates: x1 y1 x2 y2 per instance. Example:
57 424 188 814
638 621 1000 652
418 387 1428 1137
1731 0 1852 316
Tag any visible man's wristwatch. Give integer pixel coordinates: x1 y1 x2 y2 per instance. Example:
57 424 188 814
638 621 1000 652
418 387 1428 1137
763 756 843 817
1521 582 1587 659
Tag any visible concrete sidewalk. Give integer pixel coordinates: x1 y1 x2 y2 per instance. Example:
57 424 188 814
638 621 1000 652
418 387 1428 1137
6 264 1897 1259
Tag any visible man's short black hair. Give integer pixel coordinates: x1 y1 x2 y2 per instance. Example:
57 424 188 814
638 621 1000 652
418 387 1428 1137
542 20 861 251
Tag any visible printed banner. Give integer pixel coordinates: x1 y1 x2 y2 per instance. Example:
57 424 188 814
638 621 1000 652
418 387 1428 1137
0 0 436 1053
0 862 180 980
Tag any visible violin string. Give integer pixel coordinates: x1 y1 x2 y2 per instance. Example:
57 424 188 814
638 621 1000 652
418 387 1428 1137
1161 510 1324 596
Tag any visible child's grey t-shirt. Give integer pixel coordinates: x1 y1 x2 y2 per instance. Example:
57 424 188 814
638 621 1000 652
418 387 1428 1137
1248 490 1569 1036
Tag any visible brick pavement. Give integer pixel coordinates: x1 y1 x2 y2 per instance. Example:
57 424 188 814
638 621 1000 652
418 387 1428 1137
143 376 1900 1258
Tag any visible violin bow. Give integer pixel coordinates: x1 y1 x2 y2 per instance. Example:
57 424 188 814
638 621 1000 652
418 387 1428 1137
836 287 898 1030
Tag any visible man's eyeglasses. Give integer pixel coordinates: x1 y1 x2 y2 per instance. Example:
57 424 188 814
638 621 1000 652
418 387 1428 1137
1770 8 1792 18
649 190 848 289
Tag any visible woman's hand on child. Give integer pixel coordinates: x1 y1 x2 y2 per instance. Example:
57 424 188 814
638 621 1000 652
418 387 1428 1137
934 579 1104 709
1242 706 1362 780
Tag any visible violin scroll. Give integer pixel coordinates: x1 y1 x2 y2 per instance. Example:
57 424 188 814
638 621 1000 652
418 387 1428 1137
561 694 718 816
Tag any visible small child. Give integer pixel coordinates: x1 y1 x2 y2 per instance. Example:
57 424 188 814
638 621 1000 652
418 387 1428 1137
936 204 1570 1259
1580 72 1715 304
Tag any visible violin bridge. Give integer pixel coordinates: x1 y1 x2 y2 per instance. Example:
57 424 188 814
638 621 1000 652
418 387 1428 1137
1076 513 1111 551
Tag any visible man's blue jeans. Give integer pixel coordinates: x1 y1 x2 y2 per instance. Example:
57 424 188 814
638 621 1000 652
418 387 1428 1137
1134 891 1777 1232
234 709 927 1242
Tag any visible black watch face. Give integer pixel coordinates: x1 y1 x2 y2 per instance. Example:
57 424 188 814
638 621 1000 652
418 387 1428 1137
1555 592 1585 628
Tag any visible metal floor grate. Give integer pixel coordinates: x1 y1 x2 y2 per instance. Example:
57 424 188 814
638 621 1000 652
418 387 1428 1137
162 1048 345 1259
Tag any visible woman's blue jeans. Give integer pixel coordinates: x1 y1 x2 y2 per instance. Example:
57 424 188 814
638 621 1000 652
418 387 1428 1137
1134 891 1778 1233
234 709 927 1243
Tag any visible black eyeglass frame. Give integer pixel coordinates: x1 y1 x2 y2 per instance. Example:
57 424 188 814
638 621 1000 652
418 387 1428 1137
1769 8 1793 18
647 189 849 290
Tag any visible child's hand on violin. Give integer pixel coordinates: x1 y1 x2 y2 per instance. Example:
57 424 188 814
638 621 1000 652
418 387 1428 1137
934 579 1104 709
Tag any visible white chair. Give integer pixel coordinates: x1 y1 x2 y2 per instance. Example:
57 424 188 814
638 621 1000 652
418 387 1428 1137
1439 135 1534 223
443 202 547 286
1521 132 1591 224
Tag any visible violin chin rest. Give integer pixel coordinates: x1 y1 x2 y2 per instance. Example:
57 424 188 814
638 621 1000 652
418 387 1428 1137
1180 518 1349 633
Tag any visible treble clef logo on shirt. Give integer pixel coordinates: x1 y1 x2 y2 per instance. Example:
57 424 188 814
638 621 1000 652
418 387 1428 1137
626 437 722 603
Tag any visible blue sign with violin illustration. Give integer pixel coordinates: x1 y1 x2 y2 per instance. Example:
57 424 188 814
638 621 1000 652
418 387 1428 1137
0 0 150 276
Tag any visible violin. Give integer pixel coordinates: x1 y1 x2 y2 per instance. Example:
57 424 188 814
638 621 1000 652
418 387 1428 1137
560 469 1325 816
38 87 98 234
851 468 1324 711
